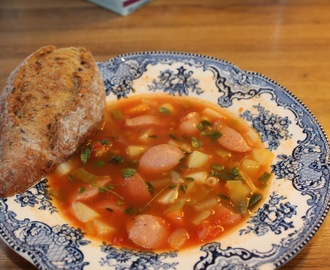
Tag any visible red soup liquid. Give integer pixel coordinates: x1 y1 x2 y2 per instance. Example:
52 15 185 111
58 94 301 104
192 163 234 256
47 93 273 251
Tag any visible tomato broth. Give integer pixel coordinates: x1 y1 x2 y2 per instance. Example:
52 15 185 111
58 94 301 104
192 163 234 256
48 93 273 251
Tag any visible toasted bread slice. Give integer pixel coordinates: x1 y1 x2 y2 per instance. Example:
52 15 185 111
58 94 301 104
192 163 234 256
0 45 106 197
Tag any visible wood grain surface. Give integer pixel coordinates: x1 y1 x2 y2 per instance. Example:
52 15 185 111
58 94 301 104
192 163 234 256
0 0 330 269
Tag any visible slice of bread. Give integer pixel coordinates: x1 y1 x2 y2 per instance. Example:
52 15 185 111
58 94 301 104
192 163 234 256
0 45 106 197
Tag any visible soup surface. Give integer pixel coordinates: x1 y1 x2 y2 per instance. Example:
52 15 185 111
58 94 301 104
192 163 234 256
48 94 273 251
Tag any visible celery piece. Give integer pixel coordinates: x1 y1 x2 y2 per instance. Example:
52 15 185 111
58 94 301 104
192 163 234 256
70 167 98 183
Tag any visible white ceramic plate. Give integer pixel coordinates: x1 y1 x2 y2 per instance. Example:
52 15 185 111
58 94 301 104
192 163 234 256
1 52 329 270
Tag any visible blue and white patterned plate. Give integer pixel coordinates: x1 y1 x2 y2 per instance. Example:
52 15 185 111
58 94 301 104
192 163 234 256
1 52 329 270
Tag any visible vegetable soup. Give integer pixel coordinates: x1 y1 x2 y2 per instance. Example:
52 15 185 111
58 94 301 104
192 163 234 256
47 94 273 251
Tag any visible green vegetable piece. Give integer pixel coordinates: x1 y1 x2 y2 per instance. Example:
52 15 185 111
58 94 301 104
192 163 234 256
100 139 110 145
210 164 224 171
80 147 91 165
68 175 74 183
248 193 263 210
180 184 188 194
108 155 124 164
185 177 195 182
78 186 85 193
159 107 171 114
191 137 202 148
169 133 178 140
121 168 136 178
217 193 229 200
146 181 155 195
197 120 212 130
258 172 271 185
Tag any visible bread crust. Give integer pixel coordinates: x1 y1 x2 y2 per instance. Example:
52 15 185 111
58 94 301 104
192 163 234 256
0 45 106 197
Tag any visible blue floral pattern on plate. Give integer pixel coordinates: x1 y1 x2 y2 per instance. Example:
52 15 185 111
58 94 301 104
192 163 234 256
1 52 329 269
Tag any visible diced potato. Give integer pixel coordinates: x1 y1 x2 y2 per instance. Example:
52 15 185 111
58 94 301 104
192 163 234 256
94 219 116 236
171 171 184 184
126 145 146 158
226 180 250 214
241 158 260 178
192 209 213 225
168 229 189 249
226 180 250 201
252 148 274 165
185 171 208 185
187 151 210 168
138 128 155 143
158 186 179 204
72 201 99 223
193 196 220 212
164 198 186 213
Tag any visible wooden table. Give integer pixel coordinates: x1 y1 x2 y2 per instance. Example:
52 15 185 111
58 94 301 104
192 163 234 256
0 0 329 269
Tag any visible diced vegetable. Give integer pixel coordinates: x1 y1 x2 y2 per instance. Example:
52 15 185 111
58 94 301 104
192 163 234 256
69 168 98 183
240 158 260 178
159 103 174 114
227 180 250 200
72 201 99 223
192 209 213 225
187 151 210 168
226 180 251 214
168 229 189 249
158 186 179 204
138 128 155 143
193 196 219 212
171 171 184 184
94 219 116 236
216 148 232 159
126 145 146 158
252 148 274 165
164 198 185 213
